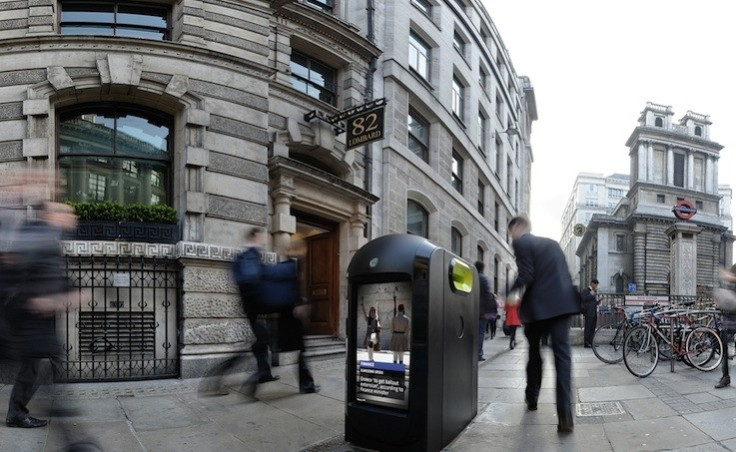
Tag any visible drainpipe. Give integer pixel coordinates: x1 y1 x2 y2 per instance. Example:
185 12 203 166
363 0 376 239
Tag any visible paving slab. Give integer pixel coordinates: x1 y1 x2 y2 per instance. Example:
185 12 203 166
137 421 249 452
44 420 143 452
578 384 655 402
683 406 736 441
604 416 712 451
446 422 612 452
621 397 678 420
118 395 209 431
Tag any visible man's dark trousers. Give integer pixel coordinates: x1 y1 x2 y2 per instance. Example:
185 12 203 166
523 315 573 420
7 358 40 421
583 306 597 346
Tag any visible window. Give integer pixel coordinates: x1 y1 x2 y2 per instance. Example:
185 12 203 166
495 138 503 178
495 93 503 119
479 66 487 91
477 180 485 214
411 0 431 15
305 0 333 13
695 125 702 136
608 188 623 198
477 110 487 152
674 153 685 187
451 151 463 193
451 76 464 120
494 201 499 232
451 227 463 256
506 158 512 194
407 200 429 238
477 246 484 263
696 200 703 210
587 184 598 194
409 32 431 81
615 234 625 252
514 179 519 209
655 117 663 127
408 108 429 161
585 200 598 207
60 1 169 40
493 257 499 293
59 105 171 205
657 194 666 203
290 51 337 105
453 31 465 56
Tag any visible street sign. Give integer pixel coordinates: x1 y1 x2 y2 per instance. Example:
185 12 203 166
346 105 385 149
627 283 636 293
672 199 697 220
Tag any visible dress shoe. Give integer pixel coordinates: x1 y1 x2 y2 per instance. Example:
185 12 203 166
525 397 538 411
478 356 486 362
6 416 48 428
584 344 592 348
557 417 574 433
300 384 321 394
715 375 731 389
258 375 280 384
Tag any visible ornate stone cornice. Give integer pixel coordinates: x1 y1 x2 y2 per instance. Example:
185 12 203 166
626 126 724 152
0 36 273 81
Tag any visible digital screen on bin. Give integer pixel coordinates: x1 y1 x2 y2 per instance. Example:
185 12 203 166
355 281 412 410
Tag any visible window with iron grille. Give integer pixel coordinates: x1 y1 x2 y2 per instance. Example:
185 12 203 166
60 1 169 40
290 51 337 105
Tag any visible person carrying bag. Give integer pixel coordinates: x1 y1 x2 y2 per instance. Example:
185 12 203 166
714 264 736 389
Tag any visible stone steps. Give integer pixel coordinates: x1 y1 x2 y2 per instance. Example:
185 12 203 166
304 335 346 361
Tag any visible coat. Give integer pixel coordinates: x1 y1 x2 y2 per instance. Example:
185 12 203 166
580 286 598 317
504 303 521 327
478 273 497 318
508 233 580 324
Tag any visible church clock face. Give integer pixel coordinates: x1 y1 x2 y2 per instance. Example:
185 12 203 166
573 223 586 237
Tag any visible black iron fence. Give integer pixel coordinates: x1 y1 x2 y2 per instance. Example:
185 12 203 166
571 293 716 328
56 255 179 382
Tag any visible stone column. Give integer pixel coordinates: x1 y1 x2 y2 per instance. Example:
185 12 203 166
666 222 700 296
637 142 646 182
706 157 714 194
667 145 674 186
633 223 647 293
271 193 295 257
647 141 654 181
687 151 695 190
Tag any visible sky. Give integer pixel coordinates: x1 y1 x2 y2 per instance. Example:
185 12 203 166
482 0 736 240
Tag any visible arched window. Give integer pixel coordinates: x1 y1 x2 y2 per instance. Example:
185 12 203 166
654 117 663 127
407 200 428 238
694 125 702 136
451 227 462 256
58 104 171 205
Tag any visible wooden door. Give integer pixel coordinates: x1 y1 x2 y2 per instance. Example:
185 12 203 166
306 231 338 335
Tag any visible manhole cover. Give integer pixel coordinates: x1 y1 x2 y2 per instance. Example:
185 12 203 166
575 401 625 417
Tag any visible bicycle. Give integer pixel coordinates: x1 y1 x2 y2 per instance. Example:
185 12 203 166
592 304 660 364
623 309 723 378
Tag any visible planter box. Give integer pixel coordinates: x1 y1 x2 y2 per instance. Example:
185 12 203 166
76 221 179 244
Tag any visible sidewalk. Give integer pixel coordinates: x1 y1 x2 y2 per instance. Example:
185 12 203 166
2 332 736 451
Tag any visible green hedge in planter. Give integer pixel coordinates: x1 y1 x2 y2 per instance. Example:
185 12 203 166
66 201 178 224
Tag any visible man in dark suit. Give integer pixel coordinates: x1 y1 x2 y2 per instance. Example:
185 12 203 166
581 278 600 348
506 215 580 433
475 261 495 361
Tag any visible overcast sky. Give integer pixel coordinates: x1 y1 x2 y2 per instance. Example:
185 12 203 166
482 0 736 240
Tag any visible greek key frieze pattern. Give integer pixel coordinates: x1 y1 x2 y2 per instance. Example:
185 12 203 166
63 240 278 263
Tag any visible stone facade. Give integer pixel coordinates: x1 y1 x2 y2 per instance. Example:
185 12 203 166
577 103 734 295
0 0 534 378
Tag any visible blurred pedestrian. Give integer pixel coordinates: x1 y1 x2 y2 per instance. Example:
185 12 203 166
507 215 580 433
715 264 736 389
504 297 521 349
3 202 78 428
581 278 600 348
390 304 409 364
476 261 494 361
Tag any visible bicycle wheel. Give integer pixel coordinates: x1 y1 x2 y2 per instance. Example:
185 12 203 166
592 322 626 364
623 325 659 378
685 327 723 372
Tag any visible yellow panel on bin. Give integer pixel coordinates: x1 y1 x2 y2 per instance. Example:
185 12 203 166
450 258 473 293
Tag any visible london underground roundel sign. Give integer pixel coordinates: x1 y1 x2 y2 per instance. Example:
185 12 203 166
672 199 697 220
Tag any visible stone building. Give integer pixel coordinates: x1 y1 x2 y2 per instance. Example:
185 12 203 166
0 0 534 380
577 102 733 295
560 172 629 286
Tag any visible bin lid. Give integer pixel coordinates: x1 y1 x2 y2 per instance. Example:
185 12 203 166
347 233 438 278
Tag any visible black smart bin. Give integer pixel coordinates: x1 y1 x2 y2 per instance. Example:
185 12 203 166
345 234 478 451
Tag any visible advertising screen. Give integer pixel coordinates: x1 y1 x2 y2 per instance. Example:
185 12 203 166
355 281 412 410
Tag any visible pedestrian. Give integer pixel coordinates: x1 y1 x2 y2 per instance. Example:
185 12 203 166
3 202 79 428
581 278 600 348
507 215 580 433
476 261 495 361
389 304 409 364
360 302 381 361
200 227 280 398
276 238 320 394
504 297 521 349
489 293 501 339
714 264 736 389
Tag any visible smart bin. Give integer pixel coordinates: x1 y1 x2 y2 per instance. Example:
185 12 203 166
345 234 478 451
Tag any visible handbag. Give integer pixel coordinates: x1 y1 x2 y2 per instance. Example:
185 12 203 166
502 320 512 336
715 288 736 312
